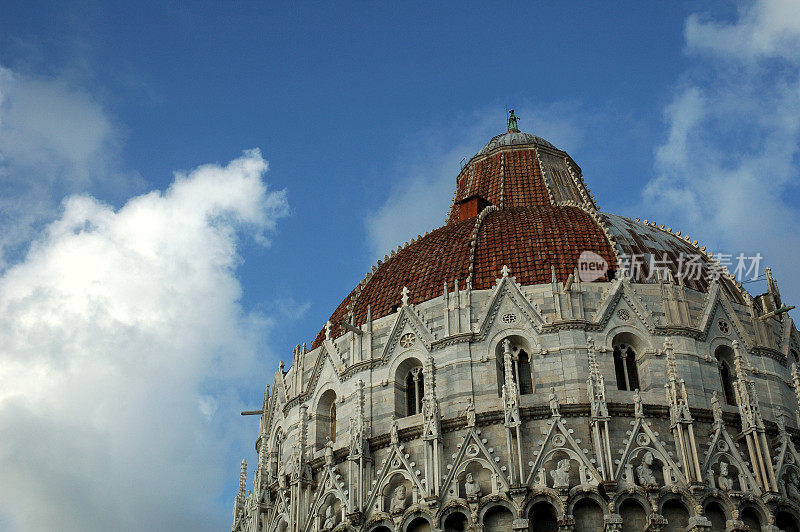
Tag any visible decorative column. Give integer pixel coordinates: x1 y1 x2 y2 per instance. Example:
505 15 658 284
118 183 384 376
288 405 312 532
422 357 442 498
502 339 525 484
411 367 423 414
232 459 247 531
442 281 450 336
791 363 800 427
453 278 462 334
733 341 778 492
361 305 372 360
347 380 369 524
586 339 614 482
663 338 703 484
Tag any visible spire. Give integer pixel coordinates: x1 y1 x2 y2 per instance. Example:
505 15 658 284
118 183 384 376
507 109 520 133
238 459 247 499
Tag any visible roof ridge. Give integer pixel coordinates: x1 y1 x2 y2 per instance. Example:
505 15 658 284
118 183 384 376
466 205 499 286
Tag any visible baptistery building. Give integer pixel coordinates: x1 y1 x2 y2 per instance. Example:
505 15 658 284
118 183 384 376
232 113 800 531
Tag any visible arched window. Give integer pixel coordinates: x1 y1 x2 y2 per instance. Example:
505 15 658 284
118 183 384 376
443 512 468 532
662 500 689 532
271 431 283 479
395 358 424 417
741 507 761 530
405 367 424 416
316 390 337 448
329 402 337 443
406 516 432 532
619 499 647 530
495 336 534 396
704 502 727 531
529 501 558 532
612 339 640 391
776 510 800 532
573 498 604 532
483 505 514 531
715 345 737 406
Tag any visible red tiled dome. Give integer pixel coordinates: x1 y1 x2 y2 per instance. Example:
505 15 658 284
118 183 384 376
312 205 618 348
312 126 741 348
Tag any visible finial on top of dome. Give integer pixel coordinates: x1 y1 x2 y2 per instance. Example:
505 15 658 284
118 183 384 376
507 109 520 133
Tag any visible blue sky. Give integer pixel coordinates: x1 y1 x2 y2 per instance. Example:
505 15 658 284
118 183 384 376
1 1 799 530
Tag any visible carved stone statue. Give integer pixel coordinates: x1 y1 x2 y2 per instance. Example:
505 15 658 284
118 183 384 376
508 110 520 132
465 398 476 428
634 389 644 418
787 470 800 501
324 439 334 466
287 447 300 481
550 458 571 488
636 451 657 486
711 391 723 427
389 484 407 514
277 466 287 490
464 472 481 501
349 417 362 457
549 387 560 417
321 504 336 531
422 395 440 438
717 461 734 491
390 418 399 445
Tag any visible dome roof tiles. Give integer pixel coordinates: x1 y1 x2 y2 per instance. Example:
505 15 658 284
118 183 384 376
478 131 554 155
313 205 616 348
311 125 744 348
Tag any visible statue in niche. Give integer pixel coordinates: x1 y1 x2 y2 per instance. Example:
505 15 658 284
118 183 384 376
464 472 482 501
634 389 644 418
787 470 800 501
464 398 476 428
277 466 287 490
549 387 560 417
321 504 336 531
390 484 407 514
636 451 657 486
422 395 440 438
287 448 301 481
349 417 362 457
717 461 734 491
550 458 571 489
711 391 723 427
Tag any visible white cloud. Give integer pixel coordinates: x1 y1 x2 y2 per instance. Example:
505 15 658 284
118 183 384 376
645 0 800 308
685 0 800 61
0 65 134 263
365 103 585 260
0 150 288 531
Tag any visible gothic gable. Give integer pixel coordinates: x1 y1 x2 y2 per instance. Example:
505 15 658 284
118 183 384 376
381 304 435 361
440 427 510 502
697 282 752 348
525 416 601 488
364 441 429 517
615 416 686 488
593 277 656 333
475 269 546 340
702 420 760 494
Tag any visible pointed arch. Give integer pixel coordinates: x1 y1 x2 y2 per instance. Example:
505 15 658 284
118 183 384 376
714 345 737 406
611 332 641 391
315 389 337 448
394 356 425 417
494 335 534 396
